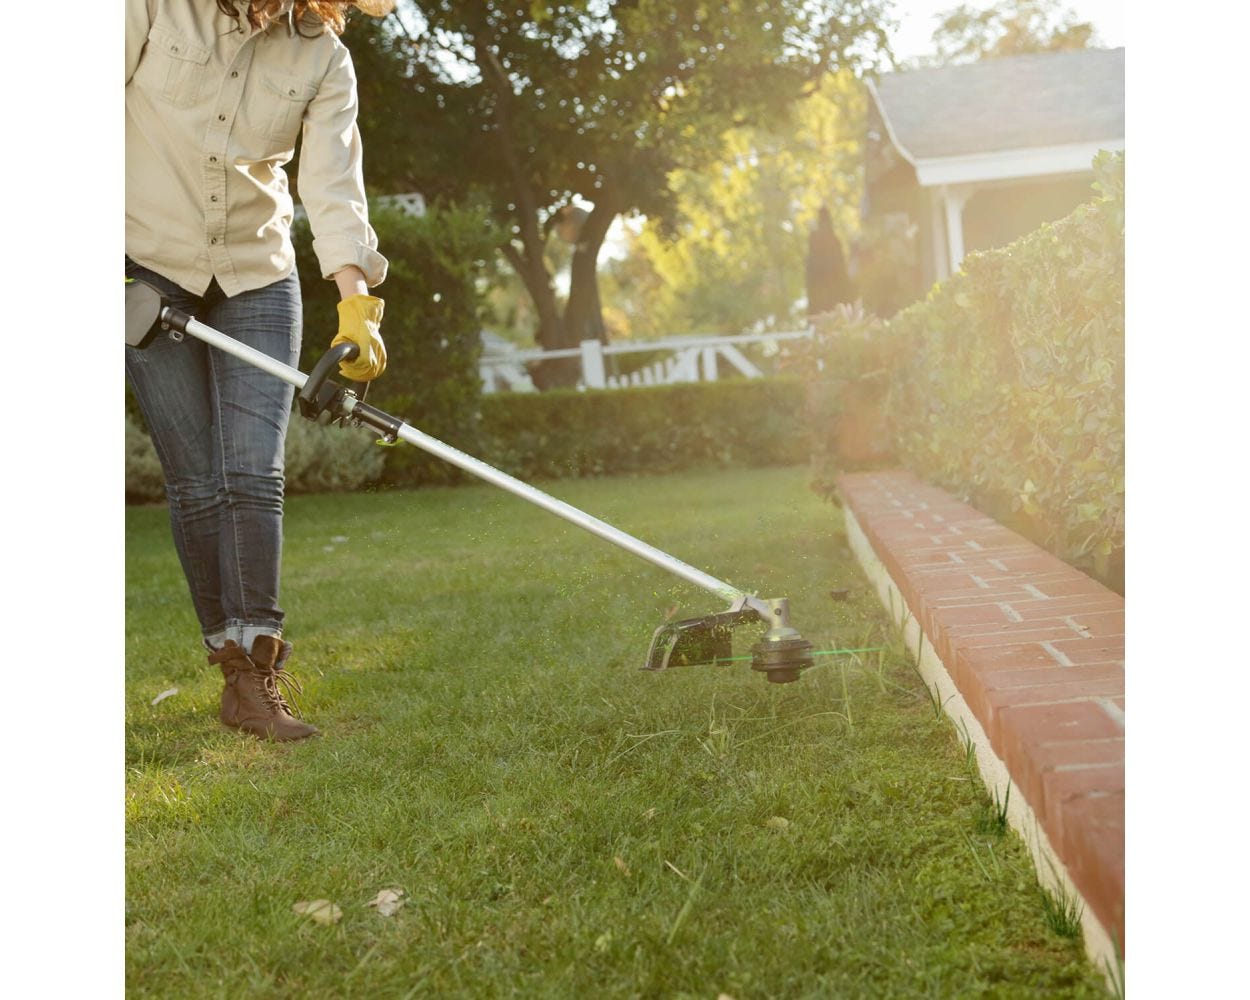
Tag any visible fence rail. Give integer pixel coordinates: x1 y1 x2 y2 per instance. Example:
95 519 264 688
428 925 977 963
479 329 813 392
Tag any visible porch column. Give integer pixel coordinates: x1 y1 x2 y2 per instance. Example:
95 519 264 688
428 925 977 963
941 185 972 276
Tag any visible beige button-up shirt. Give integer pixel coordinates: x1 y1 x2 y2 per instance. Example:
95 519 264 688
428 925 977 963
125 0 387 297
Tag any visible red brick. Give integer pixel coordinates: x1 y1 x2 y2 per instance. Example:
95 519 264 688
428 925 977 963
1054 609 1125 641
1005 596 1125 622
1014 576 1116 600
1054 791 1125 950
995 701 1124 775
952 625 1087 651
978 663 1125 690
1008 739 1125 831
953 642 1062 691
1045 637 1124 666
974 678 1124 746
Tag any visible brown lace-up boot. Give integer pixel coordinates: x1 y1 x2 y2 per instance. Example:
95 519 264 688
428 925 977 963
209 636 319 741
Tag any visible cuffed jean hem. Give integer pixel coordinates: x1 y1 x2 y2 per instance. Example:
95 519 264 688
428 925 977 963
202 623 283 653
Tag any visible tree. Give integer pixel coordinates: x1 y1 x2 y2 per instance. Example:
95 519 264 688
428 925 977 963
604 69 866 339
806 204 854 317
348 1 890 386
926 0 1096 65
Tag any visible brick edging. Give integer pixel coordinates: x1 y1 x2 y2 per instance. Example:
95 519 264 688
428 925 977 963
837 470 1124 977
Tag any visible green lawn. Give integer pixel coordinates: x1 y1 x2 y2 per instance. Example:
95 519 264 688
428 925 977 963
126 465 1105 998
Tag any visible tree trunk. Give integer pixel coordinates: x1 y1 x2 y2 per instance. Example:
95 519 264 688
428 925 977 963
562 197 617 345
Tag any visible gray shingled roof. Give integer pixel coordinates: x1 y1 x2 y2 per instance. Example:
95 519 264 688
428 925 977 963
872 47 1124 161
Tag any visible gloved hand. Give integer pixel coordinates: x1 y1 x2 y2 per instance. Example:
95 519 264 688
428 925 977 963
331 294 388 381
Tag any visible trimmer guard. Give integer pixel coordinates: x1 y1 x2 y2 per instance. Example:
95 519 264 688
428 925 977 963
643 606 759 671
643 596 815 683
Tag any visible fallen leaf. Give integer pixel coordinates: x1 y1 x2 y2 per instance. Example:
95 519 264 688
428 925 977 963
594 931 613 952
613 856 631 877
765 816 791 832
365 888 405 917
641 807 658 821
150 687 179 706
331 535 349 544
293 900 342 925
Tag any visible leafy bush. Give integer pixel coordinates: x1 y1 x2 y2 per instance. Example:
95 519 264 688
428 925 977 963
806 151 1125 589
372 378 810 487
283 412 386 494
126 412 166 504
126 409 387 504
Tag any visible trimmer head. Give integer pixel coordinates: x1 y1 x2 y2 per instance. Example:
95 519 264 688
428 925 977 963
643 596 814 683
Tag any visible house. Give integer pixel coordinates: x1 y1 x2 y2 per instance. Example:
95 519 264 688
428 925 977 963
864 47 1124 293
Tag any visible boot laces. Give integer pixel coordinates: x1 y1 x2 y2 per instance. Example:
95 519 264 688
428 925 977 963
261 666 305 718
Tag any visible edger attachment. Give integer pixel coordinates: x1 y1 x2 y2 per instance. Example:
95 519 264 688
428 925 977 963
126 278 818 684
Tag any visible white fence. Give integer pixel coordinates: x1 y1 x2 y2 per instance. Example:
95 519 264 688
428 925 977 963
479 329 813 393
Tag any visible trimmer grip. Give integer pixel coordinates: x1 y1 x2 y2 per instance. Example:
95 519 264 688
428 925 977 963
297 342 369 419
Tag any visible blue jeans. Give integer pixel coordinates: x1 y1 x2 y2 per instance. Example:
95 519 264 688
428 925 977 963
125 259 302 649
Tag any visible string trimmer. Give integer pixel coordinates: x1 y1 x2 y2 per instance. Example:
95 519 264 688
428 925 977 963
126 279 816 683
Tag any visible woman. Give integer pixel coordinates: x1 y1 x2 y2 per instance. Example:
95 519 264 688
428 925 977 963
125 0 395 741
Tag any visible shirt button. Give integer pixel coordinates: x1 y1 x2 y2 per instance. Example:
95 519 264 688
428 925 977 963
218 114 226 122
211 195 218 202
211 238 218 245
231 71 239 78
209 156 217 163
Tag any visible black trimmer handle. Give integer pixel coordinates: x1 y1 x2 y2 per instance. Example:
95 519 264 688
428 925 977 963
297 342 370 420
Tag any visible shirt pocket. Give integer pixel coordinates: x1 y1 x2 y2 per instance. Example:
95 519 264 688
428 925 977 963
143 25 212 109
262 73 319 149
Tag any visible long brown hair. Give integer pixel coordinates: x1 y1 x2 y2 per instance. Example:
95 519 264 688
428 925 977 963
214 1 395 37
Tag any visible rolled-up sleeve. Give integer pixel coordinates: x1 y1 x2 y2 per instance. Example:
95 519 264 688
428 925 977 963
299 43 388 287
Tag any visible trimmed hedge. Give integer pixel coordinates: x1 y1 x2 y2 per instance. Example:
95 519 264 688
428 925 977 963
125 409 386 504
374 377 810 487
127 378 811 501
807 152 1124 590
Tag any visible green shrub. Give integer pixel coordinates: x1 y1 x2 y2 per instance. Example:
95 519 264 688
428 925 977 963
283 412 386 494
370 378 809 487
806 151 1124 589
292 200 499 459
126 409 388 504
126 412 165 504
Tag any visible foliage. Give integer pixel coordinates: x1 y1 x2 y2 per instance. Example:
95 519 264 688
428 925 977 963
125 409 387 503
125 411 166 504
806 151 1124 589
854 211 922 318
282 413 387 494
923 0 1096 66
373 377 810 487
609 70 868 338
348 2 890 382
293 200 499 452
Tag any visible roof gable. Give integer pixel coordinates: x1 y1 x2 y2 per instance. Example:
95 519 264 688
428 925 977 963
871 47 1124 162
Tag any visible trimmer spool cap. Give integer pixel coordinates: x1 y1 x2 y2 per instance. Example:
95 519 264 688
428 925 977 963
750 597 815 684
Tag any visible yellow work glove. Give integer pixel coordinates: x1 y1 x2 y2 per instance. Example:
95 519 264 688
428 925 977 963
331 294 388 381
